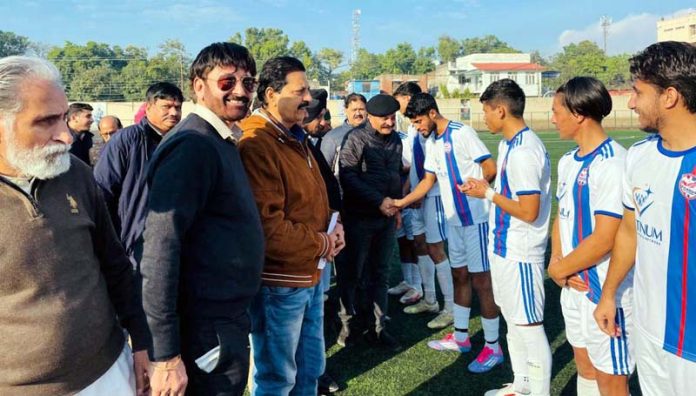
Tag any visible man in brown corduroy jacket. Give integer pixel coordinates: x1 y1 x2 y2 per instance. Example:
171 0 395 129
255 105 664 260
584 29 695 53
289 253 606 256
239 56 345 396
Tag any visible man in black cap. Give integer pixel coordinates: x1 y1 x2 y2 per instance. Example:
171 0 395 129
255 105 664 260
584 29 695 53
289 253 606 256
336 94 404 351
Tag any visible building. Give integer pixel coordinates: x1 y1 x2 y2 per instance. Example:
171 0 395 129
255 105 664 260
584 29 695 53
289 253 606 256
432 53 545 97
345 79 381 100
657 11 696 44
372 74 427 94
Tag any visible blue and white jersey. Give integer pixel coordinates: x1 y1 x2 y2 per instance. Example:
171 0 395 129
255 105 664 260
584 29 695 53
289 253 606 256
409 130 440 197
557 139 632 306
489 127 551 263
398 126 417 185
623 134 696 362
424 121 491 227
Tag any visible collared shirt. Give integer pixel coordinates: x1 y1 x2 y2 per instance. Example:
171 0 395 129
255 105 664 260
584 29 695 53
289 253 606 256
191 104 241 143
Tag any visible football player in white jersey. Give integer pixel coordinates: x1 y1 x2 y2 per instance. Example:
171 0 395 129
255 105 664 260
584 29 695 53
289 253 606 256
394 93 504 374
594 41 696 396
548 77 633 396
394 83 455 329
463 79 552 396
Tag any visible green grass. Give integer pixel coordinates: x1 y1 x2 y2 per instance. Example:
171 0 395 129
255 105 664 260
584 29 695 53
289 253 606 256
324 130 646 396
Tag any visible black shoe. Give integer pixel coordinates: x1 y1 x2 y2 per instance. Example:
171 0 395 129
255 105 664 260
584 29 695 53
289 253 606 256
318 373 339 394
365 329 403 352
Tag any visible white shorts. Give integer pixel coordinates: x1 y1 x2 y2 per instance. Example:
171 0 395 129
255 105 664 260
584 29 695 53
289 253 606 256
490 253 544 325
561 288 635 376
447 222 489 272
634 327 696 396
396 208 414 240
78 342 135 395
411 196 447 243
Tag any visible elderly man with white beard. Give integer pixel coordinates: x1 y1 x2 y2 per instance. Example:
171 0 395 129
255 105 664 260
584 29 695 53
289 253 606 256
0 56 150 396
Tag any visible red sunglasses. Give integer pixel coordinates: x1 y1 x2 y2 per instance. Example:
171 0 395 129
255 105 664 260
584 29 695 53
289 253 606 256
209 76 258 93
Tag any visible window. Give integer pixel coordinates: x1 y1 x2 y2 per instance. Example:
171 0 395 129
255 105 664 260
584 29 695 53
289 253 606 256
489 72 500 82
525 73 536 85
361 82 371 92
690 24 696 36
508 72 517 81
458 75 469 85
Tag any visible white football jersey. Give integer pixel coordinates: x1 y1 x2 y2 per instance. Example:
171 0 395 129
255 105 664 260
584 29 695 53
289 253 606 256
424 121 491 227
623 134 696 362
557 139 633 306
489 127 551 263
409 129 440 197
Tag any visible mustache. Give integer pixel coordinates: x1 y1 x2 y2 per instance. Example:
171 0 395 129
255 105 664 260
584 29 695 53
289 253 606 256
298 101 310 110
226 95 250 105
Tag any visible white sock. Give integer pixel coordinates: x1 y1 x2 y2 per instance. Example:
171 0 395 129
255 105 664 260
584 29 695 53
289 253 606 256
409 263 422 294
400 262 412 286
505 318 530 393
576 375 601 396
417 255 436 304
453 303 471 342
518 324 552 396
481 316 500 351
435 259 454 312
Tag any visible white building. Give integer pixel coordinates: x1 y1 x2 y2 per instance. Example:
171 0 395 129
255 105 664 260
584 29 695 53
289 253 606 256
657 11 696 44
445 53 544 97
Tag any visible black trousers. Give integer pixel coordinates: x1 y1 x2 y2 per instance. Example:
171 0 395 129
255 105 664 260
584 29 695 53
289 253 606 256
180 315 251 396
336 215 395 334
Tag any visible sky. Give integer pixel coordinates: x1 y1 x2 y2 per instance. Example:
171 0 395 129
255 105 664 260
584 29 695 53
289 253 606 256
4 0 694 64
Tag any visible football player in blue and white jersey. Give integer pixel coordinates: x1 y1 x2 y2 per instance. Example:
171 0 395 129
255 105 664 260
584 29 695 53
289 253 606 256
548 77 633 396
463 79 552 396
394 93 503 374
594 41 696 396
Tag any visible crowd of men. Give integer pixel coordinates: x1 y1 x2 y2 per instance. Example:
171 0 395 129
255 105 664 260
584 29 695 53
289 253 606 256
0 39 694 396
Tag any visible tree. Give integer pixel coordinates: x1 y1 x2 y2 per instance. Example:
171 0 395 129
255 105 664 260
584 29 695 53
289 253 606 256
550 40 630 89
438 35 461 63
0 31 30 57
381 42 417 74
530 50 549 66
317 48 344 86
414 46 436 74
240 27 289 66
289 40 325 82
461 35 519 55
349 48 382 80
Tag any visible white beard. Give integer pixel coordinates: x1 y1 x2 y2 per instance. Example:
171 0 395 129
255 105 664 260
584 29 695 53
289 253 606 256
3 122 71 180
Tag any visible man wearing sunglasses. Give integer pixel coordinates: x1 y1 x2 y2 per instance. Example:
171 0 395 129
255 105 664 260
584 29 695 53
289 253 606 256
141 42 265 396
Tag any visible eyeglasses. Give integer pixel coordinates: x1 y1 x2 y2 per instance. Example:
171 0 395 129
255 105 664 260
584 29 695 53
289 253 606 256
208 76 257 93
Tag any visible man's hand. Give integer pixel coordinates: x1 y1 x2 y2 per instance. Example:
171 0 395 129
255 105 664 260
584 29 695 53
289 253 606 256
566 275 589 292
149 355 188 396
547 255 566 288
380 197 397 216
460 178 490 199
133 350 150 396
326 223 345 260
594 296 620 337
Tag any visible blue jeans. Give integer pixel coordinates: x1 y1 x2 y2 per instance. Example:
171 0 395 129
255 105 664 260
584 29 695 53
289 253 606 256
250 284 325 396
320 262 332 294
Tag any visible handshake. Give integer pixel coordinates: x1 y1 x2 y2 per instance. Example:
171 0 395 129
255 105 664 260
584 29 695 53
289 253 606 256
379 197 402 217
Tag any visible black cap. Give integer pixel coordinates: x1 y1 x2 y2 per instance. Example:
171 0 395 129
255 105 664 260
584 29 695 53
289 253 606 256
305 89 328 123
366 94 399 116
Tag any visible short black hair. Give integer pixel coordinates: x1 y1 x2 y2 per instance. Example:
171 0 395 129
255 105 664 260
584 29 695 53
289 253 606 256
630 41 696 113
189 42 256 88
556 77 612 122
67 102 93 119
393 81 422 97
256 56 305 105
146 82 184 103
404 92 439 118
344 93 366 108
479 78 525 118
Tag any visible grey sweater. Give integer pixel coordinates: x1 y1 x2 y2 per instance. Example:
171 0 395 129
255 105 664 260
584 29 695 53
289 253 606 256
0 157 149 395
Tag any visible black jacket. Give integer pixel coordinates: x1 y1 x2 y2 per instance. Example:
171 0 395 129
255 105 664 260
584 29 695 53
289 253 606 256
140 113 265 361
69 128 94 165
308 139 342 211
339 124 403 217
94 117 162 266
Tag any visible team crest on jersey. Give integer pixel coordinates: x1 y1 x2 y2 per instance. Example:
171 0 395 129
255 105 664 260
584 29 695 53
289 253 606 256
633 186 655 215
679 173 696 200
576 168 589 186
443 142 452 153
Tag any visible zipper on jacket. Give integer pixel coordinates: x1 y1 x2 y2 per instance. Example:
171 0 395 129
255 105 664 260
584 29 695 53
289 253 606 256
0 176 41 217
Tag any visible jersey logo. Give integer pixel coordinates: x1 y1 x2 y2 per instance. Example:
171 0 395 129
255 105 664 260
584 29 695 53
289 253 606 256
443 142 452 154
577 168 588 186
679 173 696 200
633 186 654 215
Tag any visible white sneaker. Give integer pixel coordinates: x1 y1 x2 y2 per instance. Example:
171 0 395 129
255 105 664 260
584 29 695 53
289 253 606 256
399 288 422 304
484 383 530 396
403 299 439 314
387 281 411 296
427 309 454 329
